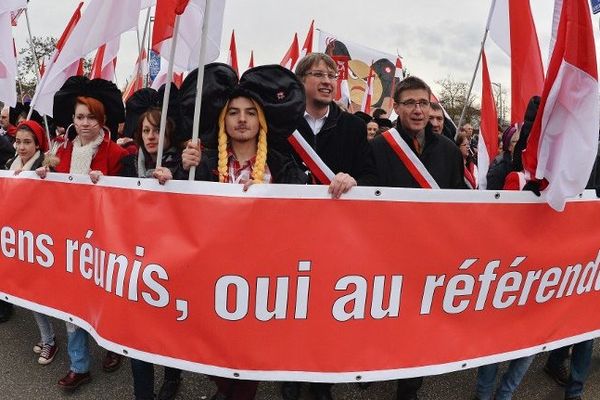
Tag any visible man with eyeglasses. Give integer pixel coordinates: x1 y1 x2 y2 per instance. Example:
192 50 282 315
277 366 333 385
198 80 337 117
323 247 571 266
284 53 376 198
370 76 464 399
371 76 464 191
276 53 377 400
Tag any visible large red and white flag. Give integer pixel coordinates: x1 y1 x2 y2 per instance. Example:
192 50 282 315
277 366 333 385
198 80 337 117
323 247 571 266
227 30 239 75
301 20 314 57
89 37 120 82
488 0 544 124
0 0 27 107
522 0 599 211
280 33 300 71
152 0 225 71
32 0 142 116
477 50 499 190
360 63 375 113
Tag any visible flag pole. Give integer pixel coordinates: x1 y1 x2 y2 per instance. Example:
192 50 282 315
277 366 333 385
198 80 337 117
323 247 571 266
188 0 213 181
24 8 52 145
139 8 151 88
457 0 496 133
155 15 181 169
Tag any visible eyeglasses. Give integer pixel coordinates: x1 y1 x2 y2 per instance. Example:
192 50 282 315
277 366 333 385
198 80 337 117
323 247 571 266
305 71 339 81
398 99 431 109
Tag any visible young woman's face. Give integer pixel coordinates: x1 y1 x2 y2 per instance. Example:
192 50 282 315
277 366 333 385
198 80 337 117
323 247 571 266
73 103 102 143
15 129 38 164
225 97 260 143
460 138 470 158
141 117 169 155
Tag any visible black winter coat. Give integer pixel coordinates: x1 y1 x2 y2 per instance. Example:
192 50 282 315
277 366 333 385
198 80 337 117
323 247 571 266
270 102 378 186
371 123 465 189
486 151 513 190
175 148 308 185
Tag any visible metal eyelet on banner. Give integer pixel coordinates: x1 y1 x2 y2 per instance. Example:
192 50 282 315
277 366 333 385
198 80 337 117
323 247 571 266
3 296 7 301
233 372 240 378
68 176 73 181
494 192 500 199
374 189 381 197
462 363 467 368
137 180 141 187
122 349 129 355
355 375 362 381
69 317 73 322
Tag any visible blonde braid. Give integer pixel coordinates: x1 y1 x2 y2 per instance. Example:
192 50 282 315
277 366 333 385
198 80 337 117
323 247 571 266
251 100 268 183
217 102 230 183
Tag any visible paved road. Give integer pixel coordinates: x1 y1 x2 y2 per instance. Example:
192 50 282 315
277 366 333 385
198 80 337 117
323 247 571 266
1 306 599 399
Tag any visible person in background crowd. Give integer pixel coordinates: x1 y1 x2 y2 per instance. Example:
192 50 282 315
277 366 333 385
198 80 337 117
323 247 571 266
36 76 128 390
372 108 388 119
486 125 519 190
371 76 464 399
367 119 379 140
429 102 445 135
456 131 478 189
4 120 59 364
278 52 377 400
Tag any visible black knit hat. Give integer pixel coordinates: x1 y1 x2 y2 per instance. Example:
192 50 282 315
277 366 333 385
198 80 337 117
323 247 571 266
53 76 125 139
123 83 181 139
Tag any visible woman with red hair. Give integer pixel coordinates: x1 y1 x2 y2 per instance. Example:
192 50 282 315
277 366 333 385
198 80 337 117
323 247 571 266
37 77 129 390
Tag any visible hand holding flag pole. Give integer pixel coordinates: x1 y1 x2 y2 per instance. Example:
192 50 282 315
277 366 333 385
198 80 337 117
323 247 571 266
188 0 212 181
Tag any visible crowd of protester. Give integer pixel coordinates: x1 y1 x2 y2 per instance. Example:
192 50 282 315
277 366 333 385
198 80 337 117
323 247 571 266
1 52 599 400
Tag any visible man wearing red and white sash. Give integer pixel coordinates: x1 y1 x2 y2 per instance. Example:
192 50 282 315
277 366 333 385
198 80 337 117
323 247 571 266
278 53 377 400
370 76 464 400
276 53 377 200
371 76 464 190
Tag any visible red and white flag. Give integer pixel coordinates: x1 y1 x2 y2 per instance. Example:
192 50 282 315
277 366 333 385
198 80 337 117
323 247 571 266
32 0 142 116
89 37 120 82
477 50 499 190
331 55 350 108
123 49 148 101
248 50 255 69
301 20 314 57
522 0 599 211
227 30 239 75
488 0 544 124
152 0 225 71
360 63 375 113
0 0 27 107
280 33 300 71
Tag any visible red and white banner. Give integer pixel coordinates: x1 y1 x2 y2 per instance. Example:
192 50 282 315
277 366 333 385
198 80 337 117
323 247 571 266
2 170 600 382
477 50 499 190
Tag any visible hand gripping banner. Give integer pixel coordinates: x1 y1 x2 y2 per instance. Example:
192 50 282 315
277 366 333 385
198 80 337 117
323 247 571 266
1 170 600 382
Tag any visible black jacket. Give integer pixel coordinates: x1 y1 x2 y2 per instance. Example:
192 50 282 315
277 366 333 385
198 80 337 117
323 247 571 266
486 151 513 190
371 123 465 189
0 135 15 169
120 147 181 178
175 148 308 185
271 102 378 186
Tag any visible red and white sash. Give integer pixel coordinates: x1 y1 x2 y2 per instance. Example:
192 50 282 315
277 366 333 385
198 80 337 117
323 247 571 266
287 130 335 185
381 128 440 189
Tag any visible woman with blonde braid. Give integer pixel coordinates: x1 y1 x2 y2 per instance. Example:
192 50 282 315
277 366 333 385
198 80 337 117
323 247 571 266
176 64 307 400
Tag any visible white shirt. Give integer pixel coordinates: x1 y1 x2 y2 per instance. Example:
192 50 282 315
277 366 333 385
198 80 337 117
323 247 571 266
303 107 330 135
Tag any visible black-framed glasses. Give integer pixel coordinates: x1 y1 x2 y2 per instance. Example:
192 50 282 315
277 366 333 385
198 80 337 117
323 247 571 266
398 99 431 109
305 71 339 80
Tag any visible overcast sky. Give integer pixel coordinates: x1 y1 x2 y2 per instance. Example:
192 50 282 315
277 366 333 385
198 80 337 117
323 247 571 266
13 1 597 109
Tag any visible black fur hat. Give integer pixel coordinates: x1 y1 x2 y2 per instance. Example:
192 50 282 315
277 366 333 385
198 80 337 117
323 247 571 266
53 76 125 139
123 83 181 139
